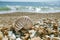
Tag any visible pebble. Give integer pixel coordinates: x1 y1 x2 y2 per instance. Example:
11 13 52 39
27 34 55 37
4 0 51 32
0 17 60 40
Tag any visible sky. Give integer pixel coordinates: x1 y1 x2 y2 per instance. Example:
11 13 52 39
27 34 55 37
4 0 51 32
0 0 60 2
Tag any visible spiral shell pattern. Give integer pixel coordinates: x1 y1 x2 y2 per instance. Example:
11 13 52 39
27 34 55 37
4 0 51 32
14 16 33 31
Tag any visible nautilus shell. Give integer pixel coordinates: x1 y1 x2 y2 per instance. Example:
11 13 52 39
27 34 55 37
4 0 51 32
14 16 33 31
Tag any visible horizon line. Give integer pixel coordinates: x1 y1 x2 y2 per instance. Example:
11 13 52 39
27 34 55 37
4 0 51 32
0 0 59 2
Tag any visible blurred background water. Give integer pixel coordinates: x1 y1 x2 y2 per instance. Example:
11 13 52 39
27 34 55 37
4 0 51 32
0 1 60 13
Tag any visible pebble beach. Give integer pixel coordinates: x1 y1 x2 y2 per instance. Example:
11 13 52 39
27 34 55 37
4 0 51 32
0 12 60 40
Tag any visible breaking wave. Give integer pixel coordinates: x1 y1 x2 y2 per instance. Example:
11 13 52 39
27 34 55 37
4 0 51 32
0 5 60 14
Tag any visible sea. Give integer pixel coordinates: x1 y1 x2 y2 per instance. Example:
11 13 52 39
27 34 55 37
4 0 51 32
0 1 60 13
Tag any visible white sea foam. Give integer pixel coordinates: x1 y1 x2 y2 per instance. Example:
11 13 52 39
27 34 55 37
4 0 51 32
0 6 60 14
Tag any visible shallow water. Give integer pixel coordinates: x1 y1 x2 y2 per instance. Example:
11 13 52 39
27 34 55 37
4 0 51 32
0 6 60 14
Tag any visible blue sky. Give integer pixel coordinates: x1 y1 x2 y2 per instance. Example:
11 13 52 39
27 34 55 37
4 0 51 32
0 0 60 2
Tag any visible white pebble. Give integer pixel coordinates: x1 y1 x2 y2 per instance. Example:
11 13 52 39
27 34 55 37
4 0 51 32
2 36 8 40
29 30 36 38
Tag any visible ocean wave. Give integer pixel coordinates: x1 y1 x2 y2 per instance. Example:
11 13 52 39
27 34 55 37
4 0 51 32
0 6 60 14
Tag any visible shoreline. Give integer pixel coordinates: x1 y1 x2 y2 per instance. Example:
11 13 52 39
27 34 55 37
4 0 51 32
0 12 60 20
0 6 60 14
0 10 60 14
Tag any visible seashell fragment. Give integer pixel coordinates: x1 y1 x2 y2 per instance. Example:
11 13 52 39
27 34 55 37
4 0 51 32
16 38 22 40
0 31 3 40
8 31 16 40
52 37 60 40
2 36 8 40
31 36 41 40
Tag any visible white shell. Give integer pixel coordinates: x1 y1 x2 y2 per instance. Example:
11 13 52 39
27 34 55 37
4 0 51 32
2 36 8 40
8 31 16 40
29 30 36 38
16 38 22 40
14 16 33 31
